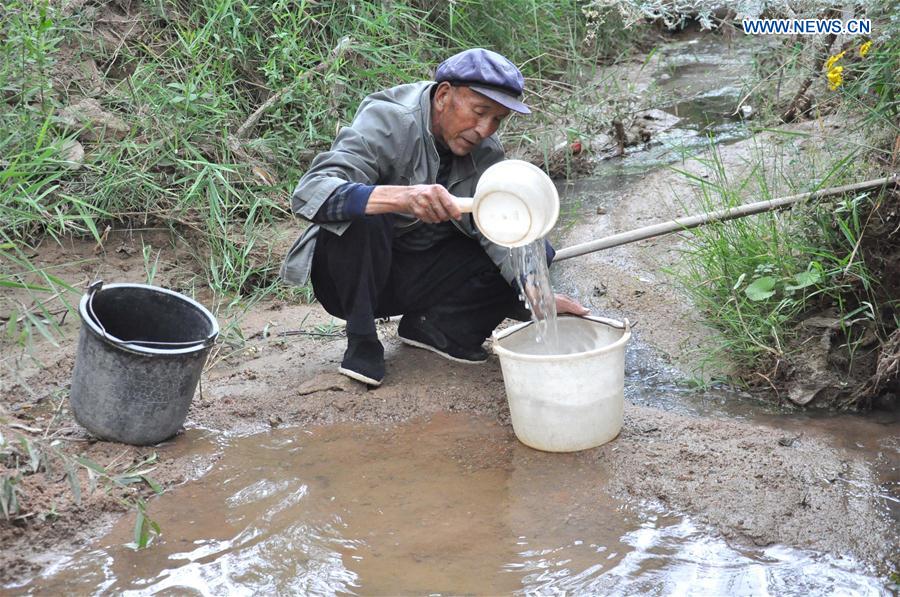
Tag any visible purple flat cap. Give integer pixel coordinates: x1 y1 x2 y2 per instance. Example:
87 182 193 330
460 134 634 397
435 48 530 114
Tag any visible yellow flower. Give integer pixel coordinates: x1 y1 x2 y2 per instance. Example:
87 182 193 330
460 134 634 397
824 50 846 71
860 41 872 57
827 66 844 90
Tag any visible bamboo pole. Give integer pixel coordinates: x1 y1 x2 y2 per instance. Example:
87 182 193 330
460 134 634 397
553 174 899 262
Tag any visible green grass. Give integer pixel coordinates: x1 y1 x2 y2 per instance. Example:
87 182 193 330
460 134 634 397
669 138 889 385
0 0 643 346
663 1 898 391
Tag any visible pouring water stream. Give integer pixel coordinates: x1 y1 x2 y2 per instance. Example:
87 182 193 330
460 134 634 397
511 240 560 350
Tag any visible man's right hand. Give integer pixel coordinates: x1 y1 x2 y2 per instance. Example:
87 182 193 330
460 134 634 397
367 184 462 223
400 184 463 223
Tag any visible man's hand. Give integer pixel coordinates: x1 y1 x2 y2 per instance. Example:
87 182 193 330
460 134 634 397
403 184 463 223
367 184 462 223
555 293 589 316
523 285 590 319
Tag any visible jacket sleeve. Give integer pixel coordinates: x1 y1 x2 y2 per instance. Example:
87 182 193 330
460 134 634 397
290 101 414 234
311 182 374 223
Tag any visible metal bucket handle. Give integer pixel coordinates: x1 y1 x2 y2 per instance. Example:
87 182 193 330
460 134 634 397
85 280 218 350
493 313 633 352
493 313 630 343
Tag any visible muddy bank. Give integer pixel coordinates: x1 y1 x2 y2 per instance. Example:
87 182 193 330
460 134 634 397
0 423 221 586
2 280 897 585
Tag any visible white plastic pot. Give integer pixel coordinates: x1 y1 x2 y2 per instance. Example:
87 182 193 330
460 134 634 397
492 315 630 452
455 159 559 247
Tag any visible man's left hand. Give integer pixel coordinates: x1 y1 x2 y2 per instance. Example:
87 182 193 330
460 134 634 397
555 293 589 316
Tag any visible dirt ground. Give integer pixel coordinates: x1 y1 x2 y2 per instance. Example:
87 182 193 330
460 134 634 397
2 120 898 585
2 292 896 583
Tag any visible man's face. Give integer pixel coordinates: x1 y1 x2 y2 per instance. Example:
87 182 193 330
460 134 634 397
432 83 511 156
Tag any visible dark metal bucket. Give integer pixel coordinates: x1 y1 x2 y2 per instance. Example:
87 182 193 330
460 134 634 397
70 281 219 445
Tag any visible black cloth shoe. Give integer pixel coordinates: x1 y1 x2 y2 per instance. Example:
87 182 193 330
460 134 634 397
397 314 488 364
339 333 384 386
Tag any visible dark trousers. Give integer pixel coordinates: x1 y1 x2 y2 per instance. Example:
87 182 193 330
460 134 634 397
311 215 524 347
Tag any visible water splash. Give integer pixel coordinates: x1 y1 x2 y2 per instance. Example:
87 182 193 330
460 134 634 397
511 240 559 350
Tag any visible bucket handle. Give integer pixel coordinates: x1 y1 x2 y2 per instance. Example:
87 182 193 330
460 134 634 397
86 280 217 349
492 314 629 342
581 314 629 330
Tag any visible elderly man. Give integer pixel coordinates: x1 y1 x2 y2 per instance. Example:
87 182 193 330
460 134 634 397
281 48 587 386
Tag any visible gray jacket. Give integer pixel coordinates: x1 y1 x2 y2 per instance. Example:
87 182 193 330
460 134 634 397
279 81 518 287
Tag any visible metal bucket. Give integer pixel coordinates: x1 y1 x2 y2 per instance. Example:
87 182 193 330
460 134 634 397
70 281 218 445
492 315 630 452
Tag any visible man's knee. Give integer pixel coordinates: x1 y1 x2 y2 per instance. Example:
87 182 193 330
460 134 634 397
314 214 396 274
321 214 394 246
311 215 397 326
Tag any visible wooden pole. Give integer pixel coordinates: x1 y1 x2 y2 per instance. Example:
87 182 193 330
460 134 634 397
552 175 899 262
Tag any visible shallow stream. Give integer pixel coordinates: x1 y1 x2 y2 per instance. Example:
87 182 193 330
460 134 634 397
24 413 894 595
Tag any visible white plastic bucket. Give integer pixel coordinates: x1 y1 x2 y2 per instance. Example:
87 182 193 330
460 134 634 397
492 315 630 452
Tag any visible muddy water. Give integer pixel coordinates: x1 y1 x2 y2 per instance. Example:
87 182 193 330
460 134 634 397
25 414 888 595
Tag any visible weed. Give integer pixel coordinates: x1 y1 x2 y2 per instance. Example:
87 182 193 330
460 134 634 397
0 429 163 548
313 318 344 336
669 137 887 384
141 241 161 286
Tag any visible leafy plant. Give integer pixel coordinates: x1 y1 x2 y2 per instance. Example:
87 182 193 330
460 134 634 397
668 137 885 382
740 264 823 302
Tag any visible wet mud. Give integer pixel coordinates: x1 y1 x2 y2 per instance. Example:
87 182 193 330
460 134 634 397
19 414 893 595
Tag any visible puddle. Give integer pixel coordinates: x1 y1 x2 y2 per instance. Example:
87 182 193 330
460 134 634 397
22 413 890 595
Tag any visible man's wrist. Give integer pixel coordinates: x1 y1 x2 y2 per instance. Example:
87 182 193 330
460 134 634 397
366 185 412 215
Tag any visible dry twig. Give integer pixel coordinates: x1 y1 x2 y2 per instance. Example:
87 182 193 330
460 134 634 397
226 37 352 164
781 9 839 123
